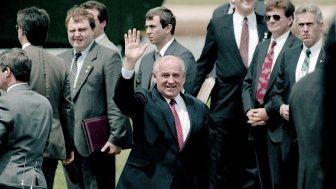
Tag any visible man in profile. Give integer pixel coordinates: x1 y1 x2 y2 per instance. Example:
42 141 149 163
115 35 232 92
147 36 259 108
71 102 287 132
0 48 52 189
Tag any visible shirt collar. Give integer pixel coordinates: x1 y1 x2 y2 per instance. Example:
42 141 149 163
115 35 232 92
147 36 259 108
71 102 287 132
157 37 174 56
22 42 31 49
7 83 27 92
95 33 106 44
164 94 183 105
272 30 290 47
303 35 323 55
73 40 94 60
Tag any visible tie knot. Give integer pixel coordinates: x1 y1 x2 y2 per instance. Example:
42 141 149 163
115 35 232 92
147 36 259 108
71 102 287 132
170 99 176 106
243 17 248 23
74 52 82 61
155 51 161 60
271 40 277 48
306 48 311 56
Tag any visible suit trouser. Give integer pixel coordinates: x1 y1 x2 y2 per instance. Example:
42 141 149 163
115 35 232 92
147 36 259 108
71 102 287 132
64 150 116 189
214 117 249 189
42 157 59 189
266 131 298 189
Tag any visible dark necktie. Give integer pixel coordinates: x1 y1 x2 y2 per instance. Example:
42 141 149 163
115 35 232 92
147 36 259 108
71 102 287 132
256 41 277 105
301 48 311 73
69 52 82 92
155 51 161 61
150 51 161 89
170 99 183 149
240 17 249 68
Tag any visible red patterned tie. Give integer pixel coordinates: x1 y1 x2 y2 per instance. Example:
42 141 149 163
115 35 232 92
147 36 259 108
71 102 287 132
256 41 277 105
240 17 249 67
170 99 183 149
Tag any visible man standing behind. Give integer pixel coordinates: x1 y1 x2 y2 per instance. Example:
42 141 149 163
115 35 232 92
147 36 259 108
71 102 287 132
272 3 325 122
191 0 269 188
242 0 301 188
16 6 74 189
0 48 52 188
79 0 120 54
59 7 129 189
271 4 325 188
136 7 196 93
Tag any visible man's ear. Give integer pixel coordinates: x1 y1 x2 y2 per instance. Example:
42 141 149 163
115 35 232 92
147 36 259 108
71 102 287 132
4 67 10 77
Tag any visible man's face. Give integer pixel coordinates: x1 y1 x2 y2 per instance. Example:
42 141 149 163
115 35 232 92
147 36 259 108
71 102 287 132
296 12 322 48
152 57 185 99
145 15 169 47
235 0 256 16
87 8 105 38
266 8 293 38
67 17 95 52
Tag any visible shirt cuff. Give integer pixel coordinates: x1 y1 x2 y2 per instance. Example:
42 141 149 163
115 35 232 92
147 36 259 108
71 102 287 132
121 67 135 79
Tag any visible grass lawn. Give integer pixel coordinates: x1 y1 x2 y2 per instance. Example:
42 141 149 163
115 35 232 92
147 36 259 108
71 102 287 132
54 149 130 188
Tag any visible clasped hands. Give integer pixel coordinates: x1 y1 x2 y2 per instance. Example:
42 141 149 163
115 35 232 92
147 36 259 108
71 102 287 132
246 108 268 126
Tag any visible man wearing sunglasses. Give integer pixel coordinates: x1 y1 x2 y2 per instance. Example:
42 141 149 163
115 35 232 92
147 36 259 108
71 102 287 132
242 0 301 188
272 4 325 188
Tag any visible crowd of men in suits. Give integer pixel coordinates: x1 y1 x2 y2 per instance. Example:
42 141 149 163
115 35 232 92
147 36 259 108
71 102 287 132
0 0 334 188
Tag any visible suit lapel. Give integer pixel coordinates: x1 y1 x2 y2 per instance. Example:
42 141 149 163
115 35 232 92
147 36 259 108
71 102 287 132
182 96 197 148
267 33 299 91
152 90 180 147
72 43 97 98
142 51 156 89
164 40 177 55
288 45 303 85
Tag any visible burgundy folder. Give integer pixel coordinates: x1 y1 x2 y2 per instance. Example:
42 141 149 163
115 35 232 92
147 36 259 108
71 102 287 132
82 116 110 154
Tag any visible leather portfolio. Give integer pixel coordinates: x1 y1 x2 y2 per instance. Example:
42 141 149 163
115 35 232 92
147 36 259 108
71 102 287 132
82 116 110 154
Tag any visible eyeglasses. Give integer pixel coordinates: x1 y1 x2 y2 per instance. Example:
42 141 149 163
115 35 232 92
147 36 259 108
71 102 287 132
15 24 20 30
265 15 281 22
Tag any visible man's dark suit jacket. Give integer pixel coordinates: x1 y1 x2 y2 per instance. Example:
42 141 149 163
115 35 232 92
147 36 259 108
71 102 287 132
59 42 132 157
289 17 336 189
136 39 196 93
114 75 212 189
25 45 74 160
289 65 326 189
272 44 325 113
242 32 301 143
192 13 269 120
242 33 301 188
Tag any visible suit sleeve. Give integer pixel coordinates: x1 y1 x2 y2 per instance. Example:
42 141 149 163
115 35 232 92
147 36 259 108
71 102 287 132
242 44 261 113
271 51 288 114
179 50 196 94
59 59 75 156
192 19 218 96
103 50 130 147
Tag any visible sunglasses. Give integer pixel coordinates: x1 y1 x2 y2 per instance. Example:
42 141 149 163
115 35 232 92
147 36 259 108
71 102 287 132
265 15 281 21
15 24 20 30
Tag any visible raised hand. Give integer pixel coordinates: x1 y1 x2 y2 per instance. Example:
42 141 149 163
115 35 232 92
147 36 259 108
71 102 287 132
124 28 148 69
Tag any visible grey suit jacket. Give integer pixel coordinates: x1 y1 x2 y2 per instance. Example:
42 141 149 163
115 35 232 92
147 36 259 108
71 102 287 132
0 84 52 188
136 39 196 93
96 33 121 55
25 45 74 160
59 42 131 156
114 75 212 189
242 32 301 142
